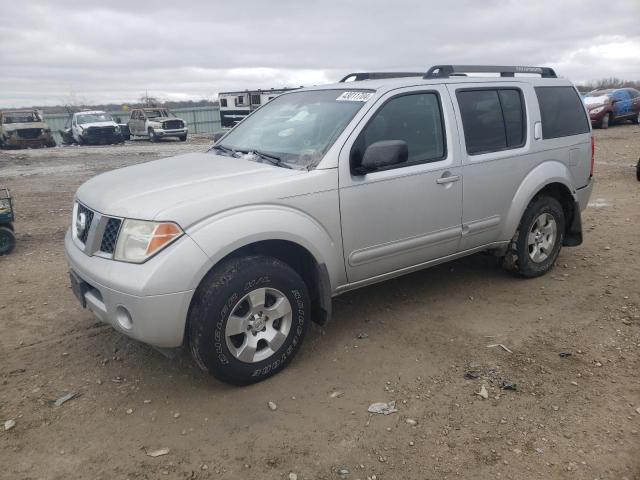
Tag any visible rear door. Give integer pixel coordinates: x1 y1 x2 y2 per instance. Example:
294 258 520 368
447 82 532 250
338 85 463 283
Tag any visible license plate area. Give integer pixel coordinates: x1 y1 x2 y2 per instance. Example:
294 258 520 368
69 270 88 308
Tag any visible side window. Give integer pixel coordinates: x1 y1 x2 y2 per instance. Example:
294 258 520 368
628 89 640 99
535 86 590 138
220 98 228 108
350 92 446 172
456 88 526 155
131 111 138 120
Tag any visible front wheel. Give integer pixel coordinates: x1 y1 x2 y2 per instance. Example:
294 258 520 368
0 226 16 255
189 255 311 385
502 196 565 278
179 134 187 142
600 113 610 129
632 112 640 125
148 129 158 142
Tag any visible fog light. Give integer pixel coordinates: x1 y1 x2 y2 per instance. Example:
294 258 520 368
116 306 133 330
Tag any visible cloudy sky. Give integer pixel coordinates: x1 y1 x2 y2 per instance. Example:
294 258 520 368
1 0 639 107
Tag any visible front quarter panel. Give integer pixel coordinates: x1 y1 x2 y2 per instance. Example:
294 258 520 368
187 199 346 292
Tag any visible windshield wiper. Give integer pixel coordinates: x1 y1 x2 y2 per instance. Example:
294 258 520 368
211 144 237 156
247 150 293 168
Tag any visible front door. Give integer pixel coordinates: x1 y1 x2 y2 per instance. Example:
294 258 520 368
338 87 463 283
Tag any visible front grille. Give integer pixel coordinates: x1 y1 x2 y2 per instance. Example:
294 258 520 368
100 218 121 254
163 120 183 129
76 203 94 244
86 126 115 136
17 128 43 139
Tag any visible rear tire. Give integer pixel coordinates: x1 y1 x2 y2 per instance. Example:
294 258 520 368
502 196 565 278
636 158 640 181
188 255 311 385
0 226 16 255
600 113 610 129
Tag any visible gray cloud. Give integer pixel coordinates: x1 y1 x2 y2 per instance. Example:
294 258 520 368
1 0 639 106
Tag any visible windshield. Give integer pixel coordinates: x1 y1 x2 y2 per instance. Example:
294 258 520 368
77 113 114 124
3 111 41 124
218 89 373 168
145 109 170 118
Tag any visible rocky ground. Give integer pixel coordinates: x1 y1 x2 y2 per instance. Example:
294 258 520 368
0 129 639 480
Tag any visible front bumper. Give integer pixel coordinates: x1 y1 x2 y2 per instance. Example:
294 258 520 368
81 133 124 145
65 229 212 347
3 134 54 148
154 128 188 138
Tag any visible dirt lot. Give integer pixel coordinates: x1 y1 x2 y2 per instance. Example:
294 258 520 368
1 129 639 480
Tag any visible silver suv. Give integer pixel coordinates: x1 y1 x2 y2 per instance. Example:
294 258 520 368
65 65 594 385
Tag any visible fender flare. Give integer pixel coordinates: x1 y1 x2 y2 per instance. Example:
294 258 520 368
187 204 345 293
499 161 577 241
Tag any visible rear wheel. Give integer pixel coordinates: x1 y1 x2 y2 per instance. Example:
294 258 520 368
502 196 565 277
600 113 610 129
189 255 311 385
0 226 16 255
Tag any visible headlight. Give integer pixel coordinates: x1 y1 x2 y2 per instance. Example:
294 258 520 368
114 125 121 133
0 198 10 211
114 219 183 263
590 106 604 114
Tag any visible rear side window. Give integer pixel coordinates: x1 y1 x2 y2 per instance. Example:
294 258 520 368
535 86 590 138
456 88 526 155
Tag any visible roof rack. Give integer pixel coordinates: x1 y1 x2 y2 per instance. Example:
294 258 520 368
339 72 423 82
424 65 557 79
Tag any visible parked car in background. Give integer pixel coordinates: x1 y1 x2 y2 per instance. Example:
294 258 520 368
66 65 593 385
60 111 125 145
0 109 56 149
127 108 188 142
583 88 640 129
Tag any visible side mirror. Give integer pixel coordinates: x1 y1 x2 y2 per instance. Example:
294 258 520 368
212 131 225 143
358 140 408 174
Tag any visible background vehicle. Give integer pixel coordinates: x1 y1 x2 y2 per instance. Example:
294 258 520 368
583 88 640 128
127 108 188 142
60 111 125 145
0 188 16 255
0 110 56 149
66 65 593 385
219 87 299 129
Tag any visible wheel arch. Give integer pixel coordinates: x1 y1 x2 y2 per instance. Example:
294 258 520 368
501 161 579 244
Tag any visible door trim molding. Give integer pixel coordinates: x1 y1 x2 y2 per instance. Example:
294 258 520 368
348 225 462 267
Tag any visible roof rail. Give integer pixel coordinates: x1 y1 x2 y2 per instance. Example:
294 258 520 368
339 72 423 83
424 65 557 79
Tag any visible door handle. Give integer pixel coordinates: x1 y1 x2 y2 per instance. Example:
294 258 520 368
436 173 460 185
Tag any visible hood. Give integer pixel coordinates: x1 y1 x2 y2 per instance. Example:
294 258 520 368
76 152 305 227
3 121 49 132
583 95 610 107
80 121 118 128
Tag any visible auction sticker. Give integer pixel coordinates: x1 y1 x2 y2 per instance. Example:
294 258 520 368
336 91 374 102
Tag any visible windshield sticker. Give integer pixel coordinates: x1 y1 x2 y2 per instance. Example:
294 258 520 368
336 91 374 102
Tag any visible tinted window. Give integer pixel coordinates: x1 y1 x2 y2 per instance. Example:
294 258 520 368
351 92 445 172
627 89 640 99
535 86 590 138
457 89 526 155
499 90 525 147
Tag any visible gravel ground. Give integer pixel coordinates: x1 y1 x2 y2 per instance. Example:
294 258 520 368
0 127 639 480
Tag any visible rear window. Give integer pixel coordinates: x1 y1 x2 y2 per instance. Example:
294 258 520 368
535 87 590 138
456 88 526 155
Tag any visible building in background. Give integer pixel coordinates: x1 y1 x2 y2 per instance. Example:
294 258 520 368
218 87 299 129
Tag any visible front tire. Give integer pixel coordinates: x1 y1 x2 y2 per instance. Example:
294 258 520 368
179 134 187 142
189 255 311 385
632 112 640 125
600 113 610 129
148 128 158 142
502 196 565 278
